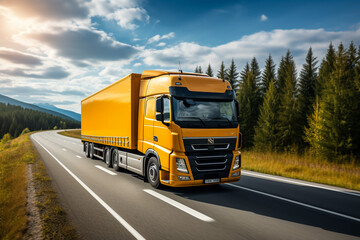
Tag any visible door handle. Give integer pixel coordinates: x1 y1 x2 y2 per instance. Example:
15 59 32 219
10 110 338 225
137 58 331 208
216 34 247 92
153 136 158 142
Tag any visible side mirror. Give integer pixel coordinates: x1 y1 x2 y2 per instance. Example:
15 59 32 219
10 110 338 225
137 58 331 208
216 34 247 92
155 113 163 121
156 98 163 112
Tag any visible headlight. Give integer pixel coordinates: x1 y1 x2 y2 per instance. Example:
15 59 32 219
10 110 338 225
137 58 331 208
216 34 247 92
176 158 188 173
233 155 240 170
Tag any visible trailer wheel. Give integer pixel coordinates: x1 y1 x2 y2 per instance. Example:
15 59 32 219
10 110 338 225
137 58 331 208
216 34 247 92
89 143 95 159
147 157 160 188
112 149 120 171
84 142 90 158
105 147 112 167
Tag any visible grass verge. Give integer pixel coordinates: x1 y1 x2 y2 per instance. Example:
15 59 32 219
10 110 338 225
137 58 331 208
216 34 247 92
0 133 77 239
242 150 360 191
57 129 81 139
0 133 31 239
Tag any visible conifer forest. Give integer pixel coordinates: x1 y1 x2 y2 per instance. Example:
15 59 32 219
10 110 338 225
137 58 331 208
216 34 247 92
0 103 81 139
195 42 360 163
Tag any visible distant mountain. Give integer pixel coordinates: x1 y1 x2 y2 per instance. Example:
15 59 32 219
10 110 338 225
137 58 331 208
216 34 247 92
0 94 79 122
35 103 81 122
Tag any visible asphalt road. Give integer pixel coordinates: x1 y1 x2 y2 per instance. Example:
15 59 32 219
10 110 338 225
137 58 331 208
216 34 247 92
31 130 360 240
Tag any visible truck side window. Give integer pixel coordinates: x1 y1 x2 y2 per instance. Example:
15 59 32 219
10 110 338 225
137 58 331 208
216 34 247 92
163 97 170 121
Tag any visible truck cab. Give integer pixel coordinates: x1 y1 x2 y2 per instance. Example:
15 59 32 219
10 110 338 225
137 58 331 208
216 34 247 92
137 70 241 187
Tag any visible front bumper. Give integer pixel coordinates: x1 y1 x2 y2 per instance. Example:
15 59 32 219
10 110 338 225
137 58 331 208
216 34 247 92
160 151 241 187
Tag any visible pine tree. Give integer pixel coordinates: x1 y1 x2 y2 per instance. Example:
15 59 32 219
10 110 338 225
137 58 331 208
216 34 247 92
206 64 214 77
276 50 301 151
261 54 276 97
226 59 239 90
250 57 261 86
317 43 336 96
254 79 279 151
217 61 227 80
277 50 293 95
297 47 318 147
306 43 358 159
238 68 260 148
240 62 250 84
198 66 203 74
194 66 199 73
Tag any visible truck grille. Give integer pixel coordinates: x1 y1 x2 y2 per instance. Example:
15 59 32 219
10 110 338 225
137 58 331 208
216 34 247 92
183 137 236 180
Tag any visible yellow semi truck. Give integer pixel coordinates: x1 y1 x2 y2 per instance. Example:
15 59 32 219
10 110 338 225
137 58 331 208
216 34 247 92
81 70 241 188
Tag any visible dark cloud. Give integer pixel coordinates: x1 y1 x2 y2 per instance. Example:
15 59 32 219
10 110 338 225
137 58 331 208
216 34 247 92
2 66 69 79
27 29 138 61
0 86 86 97
0 0 89 20
0 79 12 85
0 49 42 66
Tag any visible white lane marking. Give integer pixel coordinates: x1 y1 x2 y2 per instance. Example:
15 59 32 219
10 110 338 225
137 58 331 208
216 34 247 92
226 183 360 223
95 165 117 176
76 155 82 159
242 170 360 197
62 148 67 151
31 137 145 240
143 189 214 222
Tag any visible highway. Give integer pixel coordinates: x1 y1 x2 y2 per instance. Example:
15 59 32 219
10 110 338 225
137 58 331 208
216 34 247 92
31 131 360 240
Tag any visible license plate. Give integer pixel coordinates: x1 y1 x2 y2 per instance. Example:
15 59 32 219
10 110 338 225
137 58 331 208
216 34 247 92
204 178 220 184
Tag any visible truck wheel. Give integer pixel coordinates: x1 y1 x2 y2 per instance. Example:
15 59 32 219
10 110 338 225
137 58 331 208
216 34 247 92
147 157 160 188
112 149 120 171
104 147 110 164
105 148 112 167
84 142 90 158
89 143 95 159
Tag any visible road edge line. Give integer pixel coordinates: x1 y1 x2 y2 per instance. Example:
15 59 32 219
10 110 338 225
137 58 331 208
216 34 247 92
31 135 146 240
226 183 360 223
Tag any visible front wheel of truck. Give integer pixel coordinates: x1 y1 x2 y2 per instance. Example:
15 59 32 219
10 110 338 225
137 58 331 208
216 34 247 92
147 157 161 188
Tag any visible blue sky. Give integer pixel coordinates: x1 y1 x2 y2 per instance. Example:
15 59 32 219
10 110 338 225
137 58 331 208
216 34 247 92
0 0 359 113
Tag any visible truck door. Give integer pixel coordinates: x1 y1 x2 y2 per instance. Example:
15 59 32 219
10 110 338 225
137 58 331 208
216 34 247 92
143 97 155 150
153 96 173 171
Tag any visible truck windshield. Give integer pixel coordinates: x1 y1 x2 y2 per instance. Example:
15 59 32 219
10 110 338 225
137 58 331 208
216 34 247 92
172 98 238 128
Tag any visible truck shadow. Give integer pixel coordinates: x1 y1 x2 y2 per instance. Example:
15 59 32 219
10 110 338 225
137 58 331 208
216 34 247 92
159 182 360 238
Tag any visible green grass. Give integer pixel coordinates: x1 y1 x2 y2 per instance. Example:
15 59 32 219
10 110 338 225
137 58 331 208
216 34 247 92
58 130 81 139
242 150 360 191
0 132 77 239
0 133 35 239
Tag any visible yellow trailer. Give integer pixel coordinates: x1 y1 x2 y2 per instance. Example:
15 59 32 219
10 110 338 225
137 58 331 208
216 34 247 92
81 70 241 188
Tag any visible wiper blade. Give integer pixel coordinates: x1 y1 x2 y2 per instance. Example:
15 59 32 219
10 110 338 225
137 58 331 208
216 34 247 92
179 116 205 126
208 117 232 126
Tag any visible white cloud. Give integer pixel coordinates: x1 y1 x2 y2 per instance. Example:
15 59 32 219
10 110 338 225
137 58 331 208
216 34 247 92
260 14 268 21
134 62 142 67
142 28 360 73
106 8 149 30
147 32 175 44
157 42 166 47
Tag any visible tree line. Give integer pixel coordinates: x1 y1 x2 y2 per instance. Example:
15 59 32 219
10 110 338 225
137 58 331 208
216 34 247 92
194 42 360 162
0 103 81 139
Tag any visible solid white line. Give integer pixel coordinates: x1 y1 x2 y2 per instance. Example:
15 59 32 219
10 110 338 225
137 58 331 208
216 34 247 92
143 189 214 222
31 136 145 240
76 155 82 159
242 170 360 197
226 183 360 223
95 165 117 176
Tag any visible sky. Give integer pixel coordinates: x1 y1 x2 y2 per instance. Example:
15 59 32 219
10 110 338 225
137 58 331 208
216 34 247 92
0 0 360 114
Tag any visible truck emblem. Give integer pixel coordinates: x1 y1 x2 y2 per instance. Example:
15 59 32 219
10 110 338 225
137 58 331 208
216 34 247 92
208 138 214 144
